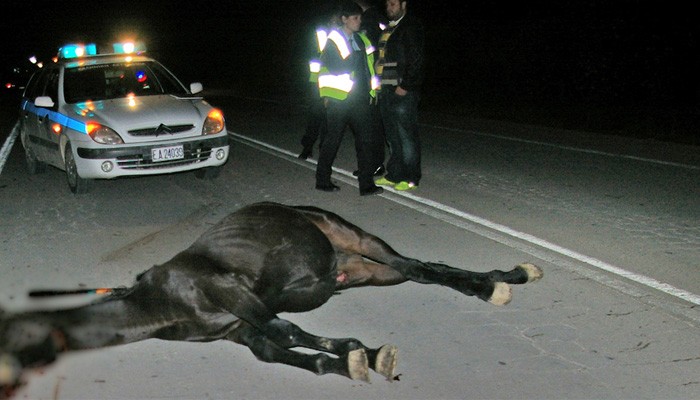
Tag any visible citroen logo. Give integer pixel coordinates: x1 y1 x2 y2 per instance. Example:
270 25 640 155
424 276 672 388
154 124 173 136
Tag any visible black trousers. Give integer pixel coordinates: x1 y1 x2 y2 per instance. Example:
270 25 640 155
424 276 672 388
315 97 377 192
300 83 327 151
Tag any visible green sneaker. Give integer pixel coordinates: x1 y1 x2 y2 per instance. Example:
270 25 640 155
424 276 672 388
394 181 418 191
374 177 396 186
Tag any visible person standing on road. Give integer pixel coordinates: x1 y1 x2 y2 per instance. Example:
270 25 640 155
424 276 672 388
298 10 339 160
315 0 383 196
352 0 387 178
374 0 425 191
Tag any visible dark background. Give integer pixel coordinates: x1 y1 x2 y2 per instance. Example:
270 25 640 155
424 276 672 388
2 0 698 144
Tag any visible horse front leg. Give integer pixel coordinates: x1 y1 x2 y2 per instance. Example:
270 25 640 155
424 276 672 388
226 321 397 381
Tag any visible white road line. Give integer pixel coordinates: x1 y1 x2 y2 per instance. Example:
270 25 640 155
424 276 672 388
0 121 20 176
231 132 700 307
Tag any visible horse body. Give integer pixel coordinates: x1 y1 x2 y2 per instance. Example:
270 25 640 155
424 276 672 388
0 202 542 395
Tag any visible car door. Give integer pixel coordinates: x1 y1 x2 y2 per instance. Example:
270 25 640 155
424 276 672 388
39 68 62 167
21 67 63 166
20 69 48 162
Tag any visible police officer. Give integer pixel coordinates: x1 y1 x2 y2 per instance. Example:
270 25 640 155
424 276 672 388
315 0 383 196
298 11 339 160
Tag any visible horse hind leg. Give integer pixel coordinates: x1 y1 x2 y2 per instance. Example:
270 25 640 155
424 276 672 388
416 262 543 306
493 262 544 285
296 205 542 306
482 262 544 305
335 253 542 307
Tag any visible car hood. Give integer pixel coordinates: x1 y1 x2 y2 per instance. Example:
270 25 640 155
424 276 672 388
65 95 212 142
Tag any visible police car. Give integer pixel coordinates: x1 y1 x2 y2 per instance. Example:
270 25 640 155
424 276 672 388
19 42 229 193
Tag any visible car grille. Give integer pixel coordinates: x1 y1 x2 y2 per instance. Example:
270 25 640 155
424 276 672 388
128 124 195 136
117 143 212 170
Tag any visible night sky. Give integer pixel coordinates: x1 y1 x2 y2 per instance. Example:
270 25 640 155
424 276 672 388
2 0 698 141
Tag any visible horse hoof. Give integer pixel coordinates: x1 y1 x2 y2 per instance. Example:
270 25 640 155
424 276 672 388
518 263 543 282
375 345 398 380
348 349 370 382
488 282 512 306
0 354 21 385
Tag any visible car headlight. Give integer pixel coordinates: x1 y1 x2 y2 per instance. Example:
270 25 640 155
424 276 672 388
86 123 124 144
202 108 225 135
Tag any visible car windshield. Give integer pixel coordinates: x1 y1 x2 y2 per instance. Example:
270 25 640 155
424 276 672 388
63 61 189 103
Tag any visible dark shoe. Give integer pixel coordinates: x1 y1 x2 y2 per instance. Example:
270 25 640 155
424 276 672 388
315 183 340 192
298 148 312 159
353 165 386 177
360 186 384 196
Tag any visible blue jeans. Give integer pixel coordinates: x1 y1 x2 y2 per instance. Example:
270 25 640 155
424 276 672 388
379 89 421 184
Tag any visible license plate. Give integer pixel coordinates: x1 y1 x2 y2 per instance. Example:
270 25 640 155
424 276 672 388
151 145 184 162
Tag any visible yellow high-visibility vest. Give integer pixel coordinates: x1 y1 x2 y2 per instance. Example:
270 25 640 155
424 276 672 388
308 28 330 83
318 30 379 100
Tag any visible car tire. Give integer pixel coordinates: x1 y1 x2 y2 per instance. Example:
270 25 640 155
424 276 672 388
24 146 47 175
194 166 221 180
64 142 91 194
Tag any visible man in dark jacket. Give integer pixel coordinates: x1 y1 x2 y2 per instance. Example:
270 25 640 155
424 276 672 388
374 0 425 191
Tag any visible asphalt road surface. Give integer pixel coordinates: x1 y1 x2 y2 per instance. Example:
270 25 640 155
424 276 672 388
1 93 699 399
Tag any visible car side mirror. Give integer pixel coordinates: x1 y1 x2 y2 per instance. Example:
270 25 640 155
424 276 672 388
190 82 203 94
35 96 55 108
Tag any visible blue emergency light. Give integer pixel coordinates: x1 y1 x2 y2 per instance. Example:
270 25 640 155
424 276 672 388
59 43 98 59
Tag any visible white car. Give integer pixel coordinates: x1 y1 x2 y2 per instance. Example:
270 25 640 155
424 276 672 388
19 42 229 193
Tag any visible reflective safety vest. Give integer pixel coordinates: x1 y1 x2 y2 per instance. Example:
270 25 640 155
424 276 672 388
318 30 380 100
309 28 330 83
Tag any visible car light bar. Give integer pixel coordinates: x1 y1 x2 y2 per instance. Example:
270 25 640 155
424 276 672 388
57 41 146 60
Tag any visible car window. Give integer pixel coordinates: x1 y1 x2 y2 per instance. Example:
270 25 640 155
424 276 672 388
45 69 59 107
63 61 188 104
23 69 48 101
147 63 189 96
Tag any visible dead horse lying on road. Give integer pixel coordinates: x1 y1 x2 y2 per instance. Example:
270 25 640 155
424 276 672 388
0 201 543 389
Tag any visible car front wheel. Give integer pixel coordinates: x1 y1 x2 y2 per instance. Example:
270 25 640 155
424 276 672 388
64 142 91 194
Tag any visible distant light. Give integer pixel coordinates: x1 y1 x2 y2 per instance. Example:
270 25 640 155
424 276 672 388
36 62 43 68
29 56 37 64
